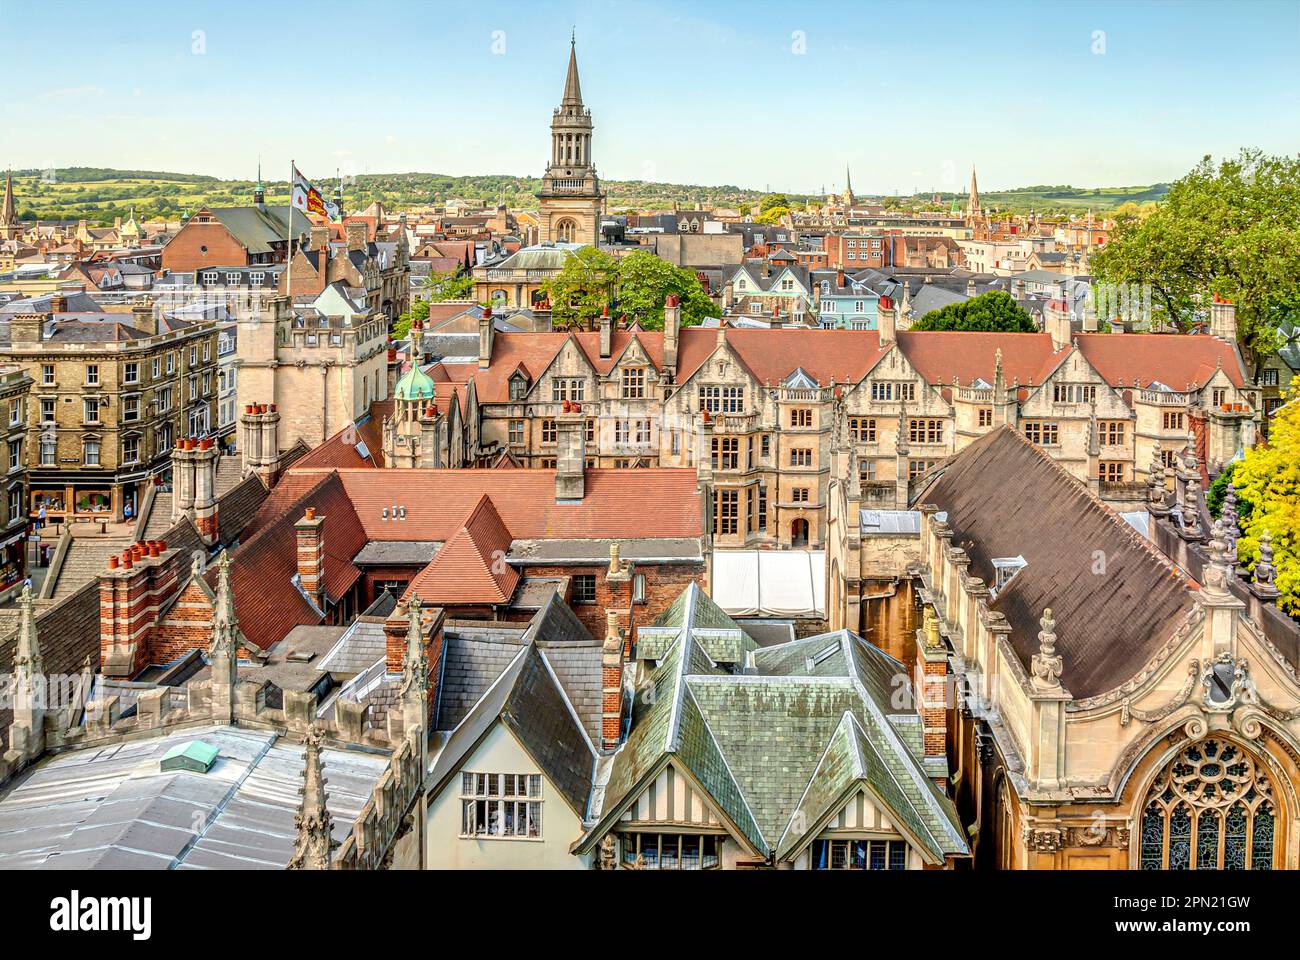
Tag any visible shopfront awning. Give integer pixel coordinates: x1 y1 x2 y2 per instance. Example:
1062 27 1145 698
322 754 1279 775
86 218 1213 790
712 550 826 619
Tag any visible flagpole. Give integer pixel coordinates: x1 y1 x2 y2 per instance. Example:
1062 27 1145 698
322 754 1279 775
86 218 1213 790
287 159 294 279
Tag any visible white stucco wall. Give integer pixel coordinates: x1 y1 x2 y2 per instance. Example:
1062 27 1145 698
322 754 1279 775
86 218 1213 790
425 722 592 870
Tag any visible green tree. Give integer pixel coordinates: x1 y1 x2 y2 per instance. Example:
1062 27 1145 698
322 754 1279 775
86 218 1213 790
541 246 617 330
755 206 790 225
393 298 429 340
1228 389 1300 617
421 268 474 302
758 193 789 213
909 290 1036 332
1093 149 1300 368
613 250 720 330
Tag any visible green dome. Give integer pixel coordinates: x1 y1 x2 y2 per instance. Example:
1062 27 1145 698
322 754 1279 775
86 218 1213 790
394 364 435 402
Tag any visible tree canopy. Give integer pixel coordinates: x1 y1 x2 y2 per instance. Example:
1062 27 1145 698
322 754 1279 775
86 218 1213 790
543 247 719 331
1092 149 1300 367
421 267 473 302
1225 390 1300 617
908 290 1036 332
541 246 618 330
612 251 720 329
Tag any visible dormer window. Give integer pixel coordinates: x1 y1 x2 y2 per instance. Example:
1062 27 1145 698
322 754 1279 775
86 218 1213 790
990 556 1027 596
509 375 527 401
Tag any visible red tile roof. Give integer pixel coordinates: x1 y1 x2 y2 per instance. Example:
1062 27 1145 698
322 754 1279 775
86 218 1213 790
216 472 367 649
401 495 520 605
284 467 703 542
720 328 892 386
895 331 1066 386
1074 333 1247 390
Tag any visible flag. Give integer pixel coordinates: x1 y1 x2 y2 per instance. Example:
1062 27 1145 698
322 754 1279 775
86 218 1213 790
291 165 340 221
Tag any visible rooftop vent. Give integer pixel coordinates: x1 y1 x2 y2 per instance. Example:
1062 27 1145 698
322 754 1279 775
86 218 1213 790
160 740 219 774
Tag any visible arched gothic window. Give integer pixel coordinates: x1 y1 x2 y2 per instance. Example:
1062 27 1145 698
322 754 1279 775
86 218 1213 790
1138 738 1277 870
555 219 578 243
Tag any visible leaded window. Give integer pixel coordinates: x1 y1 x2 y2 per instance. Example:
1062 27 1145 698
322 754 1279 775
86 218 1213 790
1138 738 1276 870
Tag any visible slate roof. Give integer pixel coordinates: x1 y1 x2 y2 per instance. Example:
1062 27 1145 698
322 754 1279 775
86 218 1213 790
580 584 967 863
428 595 600 819
204 205 312 256
914 426 1197 699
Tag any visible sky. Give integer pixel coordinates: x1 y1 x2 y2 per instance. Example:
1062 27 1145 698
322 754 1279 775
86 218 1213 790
1 0 1297 195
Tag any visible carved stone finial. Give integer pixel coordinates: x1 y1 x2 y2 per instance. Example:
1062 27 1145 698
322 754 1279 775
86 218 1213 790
1182 473 1203 538
399 596 429 739
288 724 334 870
14 585 41 673
1202 519 1234 597
1252 529 1280 600
1030 607 1063 692
210 551 238 660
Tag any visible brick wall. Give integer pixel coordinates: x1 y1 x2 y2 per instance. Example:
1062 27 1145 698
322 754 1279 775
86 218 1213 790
152 579 217 665
522 562 706 645
98 547 184 677
161 221 250 274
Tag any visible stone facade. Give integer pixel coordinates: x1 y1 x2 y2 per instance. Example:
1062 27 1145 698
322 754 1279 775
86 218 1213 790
2 300 219 523
236 293 388 455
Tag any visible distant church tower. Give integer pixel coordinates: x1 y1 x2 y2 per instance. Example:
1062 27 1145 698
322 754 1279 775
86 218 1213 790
0 171 18 241
842 166 855 208
537 36 605 246
965 166 982 222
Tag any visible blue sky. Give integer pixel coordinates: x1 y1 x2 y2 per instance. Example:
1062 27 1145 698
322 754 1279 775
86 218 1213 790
2 0 1297 194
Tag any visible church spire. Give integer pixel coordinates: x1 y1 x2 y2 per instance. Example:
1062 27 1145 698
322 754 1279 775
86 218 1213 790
965 166 981 221
562 33 583 106
1 170 15 227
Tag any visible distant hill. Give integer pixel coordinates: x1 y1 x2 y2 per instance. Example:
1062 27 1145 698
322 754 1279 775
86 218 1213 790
6 167 1168 225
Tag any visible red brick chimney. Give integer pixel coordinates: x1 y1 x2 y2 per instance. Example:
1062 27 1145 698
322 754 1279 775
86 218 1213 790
295 507 325 608
99 543 184 677
602 610 625 751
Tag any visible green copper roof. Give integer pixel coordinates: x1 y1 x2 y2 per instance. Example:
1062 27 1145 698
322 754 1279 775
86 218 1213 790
577 585 969 863
394 364 435 401
160 740 219 773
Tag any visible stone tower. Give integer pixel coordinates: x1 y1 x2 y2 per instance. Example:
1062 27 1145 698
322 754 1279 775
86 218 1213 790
537 36 605 246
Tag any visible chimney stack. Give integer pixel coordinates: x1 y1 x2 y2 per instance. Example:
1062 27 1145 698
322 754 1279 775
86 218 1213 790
193 437 219 544
478 306 494 369
599 305 612 359
555 404 586 502
295 508 325 609
99 544 184 678
1209 293 1237 343
601 609 625 751
345 219 367 252
662 293 680 384
877 295 897 345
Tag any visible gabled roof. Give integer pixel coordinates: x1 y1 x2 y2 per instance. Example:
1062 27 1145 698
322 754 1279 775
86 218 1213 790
915 426 1197 699
428 599 599 819
214 472 367 649
1074 332 1247 389
577 585 967 862
401 495 519 606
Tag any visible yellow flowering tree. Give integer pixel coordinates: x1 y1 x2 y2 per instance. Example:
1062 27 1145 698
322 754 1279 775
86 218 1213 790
1231 390 1300 616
